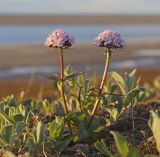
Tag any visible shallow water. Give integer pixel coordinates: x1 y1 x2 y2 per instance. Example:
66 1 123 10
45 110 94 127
1 24 160 44
1 49 160 80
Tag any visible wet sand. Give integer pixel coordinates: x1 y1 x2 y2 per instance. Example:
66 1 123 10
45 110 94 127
0 15 160 25
0 41 160 69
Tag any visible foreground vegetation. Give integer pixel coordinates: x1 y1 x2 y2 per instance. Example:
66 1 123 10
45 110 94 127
0 29 160 157
0 68 160 157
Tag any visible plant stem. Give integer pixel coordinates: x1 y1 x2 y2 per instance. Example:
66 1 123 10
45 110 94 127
59 48 72 135
131 100 135 146
60 48 68 114
43 143 48 157
88 48 111 126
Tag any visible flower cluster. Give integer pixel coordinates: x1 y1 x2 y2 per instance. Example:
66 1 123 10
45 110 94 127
45 29 75 48
94 29 125 49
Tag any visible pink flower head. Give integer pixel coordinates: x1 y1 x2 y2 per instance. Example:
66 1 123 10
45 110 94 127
94 29 125 49
45 29 75 49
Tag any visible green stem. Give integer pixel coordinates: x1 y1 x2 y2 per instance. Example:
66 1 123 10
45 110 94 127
88 48 111 126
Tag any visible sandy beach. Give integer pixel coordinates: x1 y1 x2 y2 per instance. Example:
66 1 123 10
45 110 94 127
0 41 160 68
0 15 160 25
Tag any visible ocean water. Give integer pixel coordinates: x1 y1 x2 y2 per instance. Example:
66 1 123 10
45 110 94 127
0 24 160 44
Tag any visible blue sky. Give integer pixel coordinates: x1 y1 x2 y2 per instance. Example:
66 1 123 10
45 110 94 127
0 0 160 15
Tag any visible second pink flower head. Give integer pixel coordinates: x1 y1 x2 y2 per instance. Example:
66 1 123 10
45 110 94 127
94 29 125 49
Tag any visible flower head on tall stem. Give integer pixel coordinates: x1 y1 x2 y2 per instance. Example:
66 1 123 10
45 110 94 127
94 29 125 49
88 29 125 127
45 29 75 49
45 29 75 135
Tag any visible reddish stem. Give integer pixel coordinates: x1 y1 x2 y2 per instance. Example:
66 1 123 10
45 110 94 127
59 48 72 135
88 48 111 126
60 49 68 114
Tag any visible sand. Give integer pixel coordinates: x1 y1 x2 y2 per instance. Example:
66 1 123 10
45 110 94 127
0 41 160 69
0 15 160 25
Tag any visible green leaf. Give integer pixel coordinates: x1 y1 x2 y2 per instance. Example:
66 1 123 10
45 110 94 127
69 113 86 126
127 148 140 157
36 121 45 145
144 155 159 157
15 121 24 135
94 125 105 133
110 71 126 95
0 125 13 144
94 139 113 156
11 113 24 123
73 129 89 142
148 111 160 153
125 69 137 92
111 131 129 157
77 74 84 85
104 78 117 94
56 138 72 150
111 95 123 113
49 116 65 139
0 113 14 124
84 80 90 94
64 65 74 76
123 88 143 106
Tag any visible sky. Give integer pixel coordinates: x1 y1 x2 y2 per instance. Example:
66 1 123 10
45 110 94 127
0 0 160 15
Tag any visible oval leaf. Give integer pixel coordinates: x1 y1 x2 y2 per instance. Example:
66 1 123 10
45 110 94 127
111 131 129 157
148 111 160 153
123 88 143 106
110 72 126 95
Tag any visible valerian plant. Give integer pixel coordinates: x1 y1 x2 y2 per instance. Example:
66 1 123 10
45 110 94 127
45 29 75 135
0 29 158 156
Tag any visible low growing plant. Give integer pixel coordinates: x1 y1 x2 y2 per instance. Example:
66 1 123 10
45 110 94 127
0 29 159 156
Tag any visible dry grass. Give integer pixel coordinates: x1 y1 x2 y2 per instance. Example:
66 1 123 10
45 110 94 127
0 79 56 100
0 68 159 99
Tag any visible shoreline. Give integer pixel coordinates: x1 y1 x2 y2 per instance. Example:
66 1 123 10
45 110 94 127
1 15 160 24
0 41 160 69
0 41 160 97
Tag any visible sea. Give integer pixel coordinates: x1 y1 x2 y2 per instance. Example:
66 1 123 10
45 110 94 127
0 24 160 44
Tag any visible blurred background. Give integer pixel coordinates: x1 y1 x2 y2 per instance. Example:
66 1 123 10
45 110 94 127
0 0 160 98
